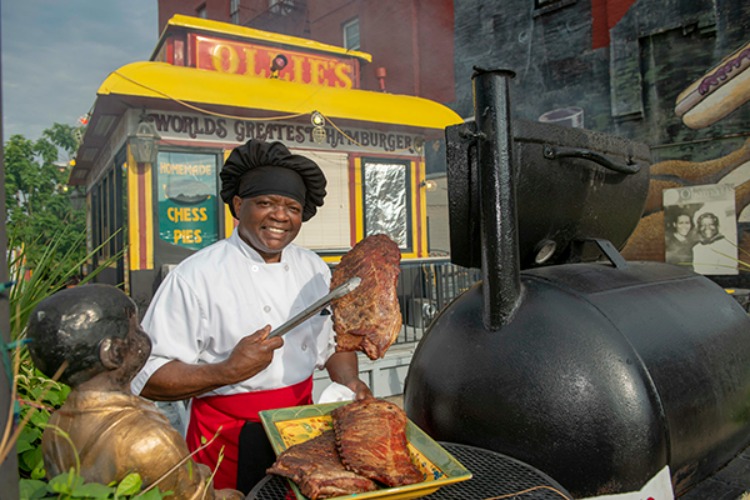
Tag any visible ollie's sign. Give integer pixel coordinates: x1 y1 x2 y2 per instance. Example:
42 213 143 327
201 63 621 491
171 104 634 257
192 34 358 89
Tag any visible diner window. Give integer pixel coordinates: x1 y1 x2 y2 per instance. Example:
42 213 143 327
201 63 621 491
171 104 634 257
343 18 360 50
230 0 240 24
156 151 220 251
89 157 125 285
91 168 120 261
362 158 410 250
295 151 351 252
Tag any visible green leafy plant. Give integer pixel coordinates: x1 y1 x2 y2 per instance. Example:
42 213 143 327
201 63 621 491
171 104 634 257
13 361 70 480
19 470 167 499
18 426 170 499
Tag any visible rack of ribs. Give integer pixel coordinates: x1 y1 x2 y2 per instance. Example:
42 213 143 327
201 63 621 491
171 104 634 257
330 398 424 487
266 430 377 500
331 234 402 360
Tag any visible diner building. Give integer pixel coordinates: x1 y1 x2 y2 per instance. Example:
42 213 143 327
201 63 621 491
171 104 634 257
71 14 462 397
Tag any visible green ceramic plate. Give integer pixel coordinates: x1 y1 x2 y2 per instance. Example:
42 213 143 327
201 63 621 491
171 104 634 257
259 401 472 500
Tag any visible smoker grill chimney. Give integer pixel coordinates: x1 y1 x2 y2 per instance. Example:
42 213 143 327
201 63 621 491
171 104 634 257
473 68 521 329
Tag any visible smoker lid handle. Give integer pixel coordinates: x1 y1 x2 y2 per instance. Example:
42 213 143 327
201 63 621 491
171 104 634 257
543 145 641 175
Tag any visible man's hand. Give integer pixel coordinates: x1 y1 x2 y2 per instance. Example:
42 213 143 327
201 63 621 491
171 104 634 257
349 378 373 401
325 350 372 401
219 325 284 385
140 326 284 401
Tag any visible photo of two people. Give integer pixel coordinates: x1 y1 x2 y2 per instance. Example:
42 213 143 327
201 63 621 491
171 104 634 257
663 184 738 275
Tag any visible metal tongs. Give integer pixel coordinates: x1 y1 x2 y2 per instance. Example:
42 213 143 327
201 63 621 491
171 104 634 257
268 276 362 338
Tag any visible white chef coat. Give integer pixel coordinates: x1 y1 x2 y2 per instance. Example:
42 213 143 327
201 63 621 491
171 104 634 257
131 228 336 397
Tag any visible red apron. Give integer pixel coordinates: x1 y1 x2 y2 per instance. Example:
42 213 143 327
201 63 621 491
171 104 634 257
185 377 313 490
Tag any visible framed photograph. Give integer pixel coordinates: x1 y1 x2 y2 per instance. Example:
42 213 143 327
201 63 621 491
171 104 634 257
663 184 738 275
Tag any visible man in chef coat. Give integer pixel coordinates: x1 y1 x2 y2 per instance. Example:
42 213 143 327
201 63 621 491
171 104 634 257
132 139 372 493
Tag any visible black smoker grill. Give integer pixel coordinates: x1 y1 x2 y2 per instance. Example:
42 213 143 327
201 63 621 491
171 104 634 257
403 69 750 497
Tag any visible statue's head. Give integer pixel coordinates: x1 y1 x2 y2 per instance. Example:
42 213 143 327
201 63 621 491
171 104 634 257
27 284 151 387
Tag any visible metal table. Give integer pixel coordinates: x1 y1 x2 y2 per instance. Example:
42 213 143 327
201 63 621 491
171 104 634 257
246 442 573 499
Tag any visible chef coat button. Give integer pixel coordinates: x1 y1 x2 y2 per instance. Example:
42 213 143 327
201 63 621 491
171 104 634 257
263 305 271 313
301 343 307 351
251 265 259 272
284 264 289 271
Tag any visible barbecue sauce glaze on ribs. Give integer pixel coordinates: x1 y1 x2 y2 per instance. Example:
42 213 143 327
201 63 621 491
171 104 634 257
330 234 402 360
265 430 377 499
331 398 424 487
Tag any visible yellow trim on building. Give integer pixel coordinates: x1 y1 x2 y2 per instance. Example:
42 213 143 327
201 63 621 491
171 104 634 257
352 157 364 243
127 146 154 271
144 161 154 270
418 161 429 257
223 149 236 238
127 148 140 270
401 160 419 260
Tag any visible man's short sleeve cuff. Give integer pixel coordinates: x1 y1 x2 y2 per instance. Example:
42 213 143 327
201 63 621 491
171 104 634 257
130 357 172 395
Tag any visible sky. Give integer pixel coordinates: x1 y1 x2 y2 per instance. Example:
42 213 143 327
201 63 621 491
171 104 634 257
2 1 159 143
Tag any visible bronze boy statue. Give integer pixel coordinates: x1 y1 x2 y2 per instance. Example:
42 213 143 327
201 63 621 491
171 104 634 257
27 284 242 499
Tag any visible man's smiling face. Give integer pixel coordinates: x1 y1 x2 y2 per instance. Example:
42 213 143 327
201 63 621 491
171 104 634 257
698 214 719 242
233 194 303 263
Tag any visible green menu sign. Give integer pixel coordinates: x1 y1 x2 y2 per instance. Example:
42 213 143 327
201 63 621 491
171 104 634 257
157 152 219 250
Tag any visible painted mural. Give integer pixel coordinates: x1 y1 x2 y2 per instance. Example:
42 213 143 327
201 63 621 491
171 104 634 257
621 40 750 277
453 0 749 285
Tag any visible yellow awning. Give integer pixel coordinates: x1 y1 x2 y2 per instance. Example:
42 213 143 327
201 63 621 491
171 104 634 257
73 62 462 184
69 61 462 184
99 62 461 129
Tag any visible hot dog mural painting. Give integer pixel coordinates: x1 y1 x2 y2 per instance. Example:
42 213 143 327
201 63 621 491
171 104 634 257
675 41 750 130
620 39 750 282
450 0 748 287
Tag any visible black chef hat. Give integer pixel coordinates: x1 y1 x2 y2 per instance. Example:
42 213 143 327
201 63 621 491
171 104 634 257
220 140 327 221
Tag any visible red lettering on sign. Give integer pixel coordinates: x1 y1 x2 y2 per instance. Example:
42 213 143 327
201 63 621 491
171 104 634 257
192 34 356 89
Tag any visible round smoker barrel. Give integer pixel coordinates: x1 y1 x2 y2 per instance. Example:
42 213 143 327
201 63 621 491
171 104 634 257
404 261 750 498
